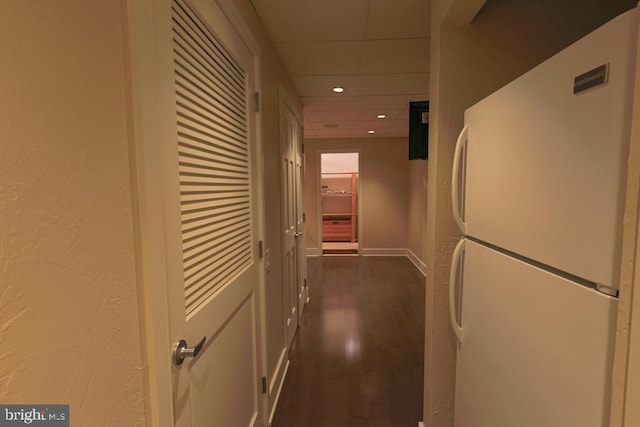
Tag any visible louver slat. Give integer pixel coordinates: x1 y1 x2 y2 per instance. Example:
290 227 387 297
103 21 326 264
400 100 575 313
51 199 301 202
172 0 252 316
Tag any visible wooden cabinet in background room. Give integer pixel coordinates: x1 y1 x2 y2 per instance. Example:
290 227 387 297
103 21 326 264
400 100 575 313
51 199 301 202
322 215 356 242
321 172 358 242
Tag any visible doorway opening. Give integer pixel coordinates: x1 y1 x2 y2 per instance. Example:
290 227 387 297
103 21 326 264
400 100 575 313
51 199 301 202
320 152 359 255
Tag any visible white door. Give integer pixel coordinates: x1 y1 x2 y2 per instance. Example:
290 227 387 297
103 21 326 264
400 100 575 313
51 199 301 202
281 103 299 349
294 121 308 318
153 0 263 425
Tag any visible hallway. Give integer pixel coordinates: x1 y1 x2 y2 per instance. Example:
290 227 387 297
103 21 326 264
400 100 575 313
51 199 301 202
271 256 425 427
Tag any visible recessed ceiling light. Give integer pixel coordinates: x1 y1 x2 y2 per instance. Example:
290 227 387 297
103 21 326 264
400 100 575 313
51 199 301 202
377 114 386 119
368 130 375 134
332 87 344 93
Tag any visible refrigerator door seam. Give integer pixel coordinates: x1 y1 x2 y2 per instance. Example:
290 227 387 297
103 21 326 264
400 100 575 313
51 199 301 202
467 236 617 298
596 283 619 297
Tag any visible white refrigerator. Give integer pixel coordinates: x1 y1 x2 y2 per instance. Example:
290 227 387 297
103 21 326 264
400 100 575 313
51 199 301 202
449 7 639 427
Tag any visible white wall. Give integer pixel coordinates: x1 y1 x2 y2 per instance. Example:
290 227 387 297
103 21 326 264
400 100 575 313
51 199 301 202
407 160 428 272
0 1 145 424
613 16 640 425
305 138 409 254
625 219 640 424
322 153 359 173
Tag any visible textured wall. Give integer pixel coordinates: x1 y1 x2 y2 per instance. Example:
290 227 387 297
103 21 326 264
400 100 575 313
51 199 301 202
612 22 640 427
0 0 145 424
407 160 428 271
304 138 409 253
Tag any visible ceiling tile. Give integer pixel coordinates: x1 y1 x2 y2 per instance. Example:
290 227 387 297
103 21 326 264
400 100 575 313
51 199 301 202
384 127 410 137
411 92 430 102
304 121 318 131
360 39 430 74
278 41 363 76
253 0 431 141
305 110 392 122
349 128 385 138
301 96 356 112
386 121 410 137
292 75 359 97
304 111 348 123
316 119 391 131
309 120 351 130
388 119 411 130
349 120 392 131
357 73 429 96
312 127 357 138
352 95 413 111
365 0 431 40
385 108 409 121
251 0 368 42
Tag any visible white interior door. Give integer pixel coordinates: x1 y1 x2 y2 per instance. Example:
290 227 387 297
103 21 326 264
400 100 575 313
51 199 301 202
153 0 263 425
282 103 298 350
294 121 308 317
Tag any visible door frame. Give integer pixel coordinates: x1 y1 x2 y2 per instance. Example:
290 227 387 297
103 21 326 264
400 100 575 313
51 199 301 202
317 149 362 255
124 0 267 424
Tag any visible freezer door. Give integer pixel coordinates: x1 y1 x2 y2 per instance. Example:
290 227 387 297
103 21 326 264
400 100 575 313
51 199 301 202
464 8 638 290
454 240 617 427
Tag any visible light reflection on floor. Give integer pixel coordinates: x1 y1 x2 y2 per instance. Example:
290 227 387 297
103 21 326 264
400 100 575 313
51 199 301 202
321 308 362 361
270 256 426 426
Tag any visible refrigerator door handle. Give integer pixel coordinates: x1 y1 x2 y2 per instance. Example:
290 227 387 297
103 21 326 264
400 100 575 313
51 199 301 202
452 124 469 234
449 238 465 342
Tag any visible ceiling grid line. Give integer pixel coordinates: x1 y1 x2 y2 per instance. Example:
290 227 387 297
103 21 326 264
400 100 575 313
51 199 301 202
251 0 431 139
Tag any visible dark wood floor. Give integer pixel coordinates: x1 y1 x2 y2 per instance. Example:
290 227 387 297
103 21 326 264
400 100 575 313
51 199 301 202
271 256 425 427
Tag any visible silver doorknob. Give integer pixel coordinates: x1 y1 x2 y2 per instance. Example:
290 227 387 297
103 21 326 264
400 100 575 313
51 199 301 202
173 336 206 366
294 232 304 238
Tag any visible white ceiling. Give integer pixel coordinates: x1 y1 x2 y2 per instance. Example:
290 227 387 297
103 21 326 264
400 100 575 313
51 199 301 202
250 0 431 139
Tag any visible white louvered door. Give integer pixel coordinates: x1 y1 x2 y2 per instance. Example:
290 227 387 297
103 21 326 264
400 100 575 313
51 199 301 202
157 0 262 425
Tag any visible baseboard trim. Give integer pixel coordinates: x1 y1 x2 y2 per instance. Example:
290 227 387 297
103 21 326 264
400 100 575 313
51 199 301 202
267 349 289 424
306 247 321 257
360 248 407 257
269 349 287 393
407 249 427 276
306 247 427 277
268 359 289 425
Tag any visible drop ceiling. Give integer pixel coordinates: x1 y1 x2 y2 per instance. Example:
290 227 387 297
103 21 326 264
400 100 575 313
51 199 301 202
251 0 431 139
